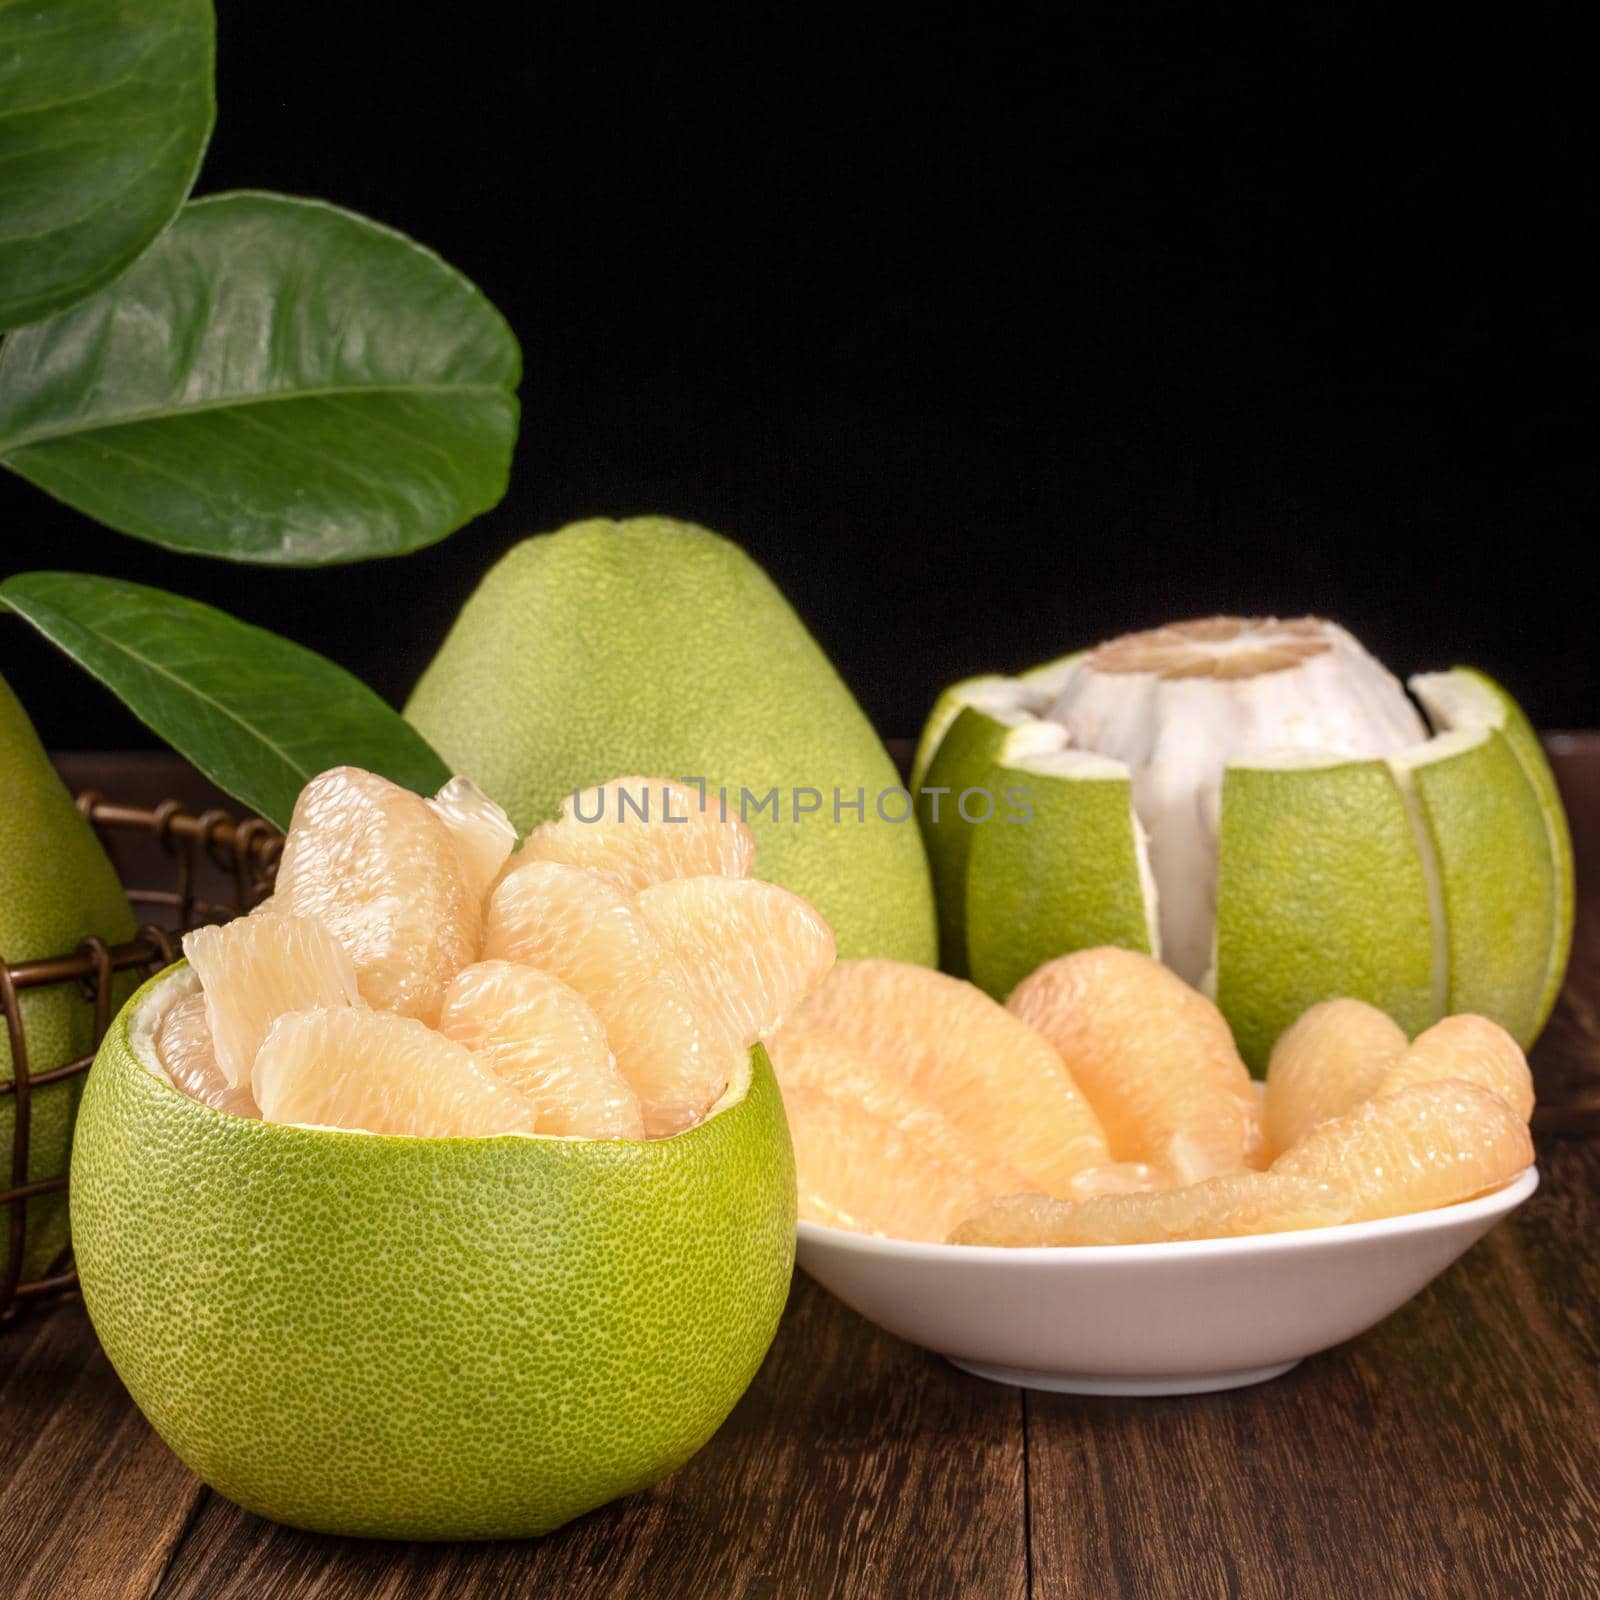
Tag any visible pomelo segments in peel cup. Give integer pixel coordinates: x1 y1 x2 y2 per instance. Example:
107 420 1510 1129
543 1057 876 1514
70 964 796 1541
916 621 1574 1072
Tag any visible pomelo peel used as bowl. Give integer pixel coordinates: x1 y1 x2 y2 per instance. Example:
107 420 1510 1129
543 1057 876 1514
775 947 1532 1250
71 965 796 1540
916 616 1574 1069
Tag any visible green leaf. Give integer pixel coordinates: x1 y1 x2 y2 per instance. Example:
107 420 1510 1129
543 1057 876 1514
0 0 216 329
0 192 521 564
0 571 451 827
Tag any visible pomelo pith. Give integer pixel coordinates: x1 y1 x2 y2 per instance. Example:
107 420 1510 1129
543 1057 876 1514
71 964 795 1540
404 518 936 964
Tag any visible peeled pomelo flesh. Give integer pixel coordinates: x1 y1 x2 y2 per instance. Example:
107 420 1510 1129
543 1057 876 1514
1007 947 1262 1181
275 767 478 1024
155 989 259 1118
485 860 724 1136
950 1174 1354 1247
636 875 835 1050
182 909 361 1088
768 1027 1032 1196
1045 616 1427 986
780 1082 989 1242
1263 998 1409 1159
428 776 516 905
777 959 1112 1196
438 961 643 1139
512 775 755 894
1271 1080 1532 1220
253 1007 538 1138
1378 1014 1534 1122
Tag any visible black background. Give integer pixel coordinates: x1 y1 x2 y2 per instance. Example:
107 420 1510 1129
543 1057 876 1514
3 7 1596 749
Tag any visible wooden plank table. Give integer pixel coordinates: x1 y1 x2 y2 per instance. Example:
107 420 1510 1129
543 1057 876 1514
4 744 1598 1599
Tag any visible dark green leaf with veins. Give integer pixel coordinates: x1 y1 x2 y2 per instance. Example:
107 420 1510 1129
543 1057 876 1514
0 0 216 328
0 192 521 564
0 572 452 827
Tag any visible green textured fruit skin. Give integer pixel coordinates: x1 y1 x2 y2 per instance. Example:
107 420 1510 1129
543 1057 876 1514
1 674 137 1282
1407 728 1555 1042
71 966 797 1540
966 764 1152 1001
405 518 935 965
1215 759 1438 1074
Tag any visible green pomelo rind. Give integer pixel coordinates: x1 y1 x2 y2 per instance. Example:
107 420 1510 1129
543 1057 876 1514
910 674 1008 797
1 674 137 1282
71 966 796 1541
1415 667 1575 1038
1398 726 1555 1044
404 518 934 965
1215 757 1438 1074
965 757 1153 1001
915 702 1023 975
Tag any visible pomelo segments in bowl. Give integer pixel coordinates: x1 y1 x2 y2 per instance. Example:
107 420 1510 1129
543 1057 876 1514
70 964 796 1541
916 618 1574 1069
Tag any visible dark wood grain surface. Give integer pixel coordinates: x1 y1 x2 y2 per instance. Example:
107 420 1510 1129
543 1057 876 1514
4 744 1598 1600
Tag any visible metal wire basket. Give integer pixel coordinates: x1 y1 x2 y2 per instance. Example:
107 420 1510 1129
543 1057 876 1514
0 782 281 1322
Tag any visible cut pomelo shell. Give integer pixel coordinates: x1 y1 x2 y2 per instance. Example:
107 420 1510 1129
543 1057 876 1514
950 1173 1354 1247
776 959 1112 1195
1263 998 1408 1160
484 860 726 1136
511 776 755 894
768 1026 1032 1196
635 875 835 1050
780 1082 990 1242
253 1006 539 1138
1007 947 1262 1182
428 776 517 905
1378 1013 1534 1123
182 908 361 1088
275 767 479 1024
154 986 259 1118
438 960 643 1139
1270 1079 1533 1221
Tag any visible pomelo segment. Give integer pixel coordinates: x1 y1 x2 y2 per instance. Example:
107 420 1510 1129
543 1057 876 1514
428 776 517 905
1379 1014 1534 1122
950 1173 1353 1247
1271 1080 1532 1220
1007 947 1262 1181
253 1007 538 1138
776 959 1112 1195
438 961 643 1139
965 723 1156 1000
1215 754 1437 1072
781 1082 989 1242
182 909 361 1088
768 1027 1032 1196
1263 998 1408 1159
275 767 478 1024
511 776 756 894
155 988 259 1118
635 875 835 1050
485 860 724 1136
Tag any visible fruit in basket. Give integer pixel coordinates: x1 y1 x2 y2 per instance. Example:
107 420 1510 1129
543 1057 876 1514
773 959 1113 1198
917 616 1574 1068
0 673 138 1282
404 516 937 964
1007 947 1263 1181
71 963 795 1539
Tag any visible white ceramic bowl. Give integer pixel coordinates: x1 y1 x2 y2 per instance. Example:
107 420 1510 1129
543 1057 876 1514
795 1167 1538 1395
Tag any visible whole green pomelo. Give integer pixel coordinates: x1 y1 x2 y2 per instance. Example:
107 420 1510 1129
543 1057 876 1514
405 517 936 964
71 965 796 1539
0 672 137 1284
